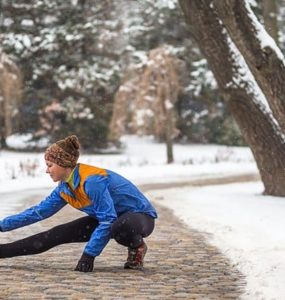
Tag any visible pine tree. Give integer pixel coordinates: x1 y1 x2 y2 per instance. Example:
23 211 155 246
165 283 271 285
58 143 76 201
0 0 123 149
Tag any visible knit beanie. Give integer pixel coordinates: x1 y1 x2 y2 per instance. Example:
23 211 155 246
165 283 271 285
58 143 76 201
45 135 80 168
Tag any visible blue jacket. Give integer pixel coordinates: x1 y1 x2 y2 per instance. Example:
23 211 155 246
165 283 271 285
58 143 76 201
0 164 157 257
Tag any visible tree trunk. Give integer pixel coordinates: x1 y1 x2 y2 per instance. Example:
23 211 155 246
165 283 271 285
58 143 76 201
262 0 279 44
165 110 174 164
178 0 285 196
3 86 13 138
213 0 285 133
166 137 174 164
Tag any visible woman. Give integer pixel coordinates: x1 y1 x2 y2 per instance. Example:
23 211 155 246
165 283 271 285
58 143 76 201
0 135 157 272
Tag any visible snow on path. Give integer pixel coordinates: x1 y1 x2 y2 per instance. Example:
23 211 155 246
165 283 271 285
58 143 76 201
148 181 285 300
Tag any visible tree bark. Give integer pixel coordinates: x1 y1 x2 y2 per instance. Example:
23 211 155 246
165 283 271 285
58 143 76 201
179 0 285 196
262 0 279 44
165 105 174 164
213 0 285 133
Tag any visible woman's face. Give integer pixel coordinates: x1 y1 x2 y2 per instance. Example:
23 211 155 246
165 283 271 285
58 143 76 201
45 160 72 182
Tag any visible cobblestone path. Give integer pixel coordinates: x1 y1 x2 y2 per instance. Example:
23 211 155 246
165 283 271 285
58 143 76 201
0 184 246 300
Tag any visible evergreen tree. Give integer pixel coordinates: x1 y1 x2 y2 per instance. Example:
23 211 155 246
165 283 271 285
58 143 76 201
0 0 123 149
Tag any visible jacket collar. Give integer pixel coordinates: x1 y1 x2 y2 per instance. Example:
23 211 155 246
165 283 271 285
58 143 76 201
72 164 81 189
61 164 80 190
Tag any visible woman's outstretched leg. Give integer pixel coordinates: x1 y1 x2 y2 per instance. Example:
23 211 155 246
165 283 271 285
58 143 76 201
0 216 98 258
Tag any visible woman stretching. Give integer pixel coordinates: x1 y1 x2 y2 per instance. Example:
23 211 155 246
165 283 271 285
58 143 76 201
0 135 157 272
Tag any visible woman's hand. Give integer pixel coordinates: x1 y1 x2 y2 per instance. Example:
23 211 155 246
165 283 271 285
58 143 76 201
74 253 95 272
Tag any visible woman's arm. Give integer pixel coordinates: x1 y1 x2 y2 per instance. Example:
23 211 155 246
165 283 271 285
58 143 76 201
82 175 117 257
0 186 67 231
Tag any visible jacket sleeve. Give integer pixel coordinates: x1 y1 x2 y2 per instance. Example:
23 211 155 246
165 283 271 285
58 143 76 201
83 175 117 257
0 185 67 232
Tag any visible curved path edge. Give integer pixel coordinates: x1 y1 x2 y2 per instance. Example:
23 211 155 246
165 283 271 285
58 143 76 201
139 172 260 192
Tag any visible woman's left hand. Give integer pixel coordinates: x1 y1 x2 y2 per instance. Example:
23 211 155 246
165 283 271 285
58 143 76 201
74 253 95 272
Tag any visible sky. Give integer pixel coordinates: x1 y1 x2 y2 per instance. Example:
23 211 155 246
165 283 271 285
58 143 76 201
0 135 284 300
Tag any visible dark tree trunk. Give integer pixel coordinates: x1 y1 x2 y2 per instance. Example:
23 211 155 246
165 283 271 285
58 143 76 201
214 0 285 133
165 113 174 164
179 0 285 196
0 136 7 149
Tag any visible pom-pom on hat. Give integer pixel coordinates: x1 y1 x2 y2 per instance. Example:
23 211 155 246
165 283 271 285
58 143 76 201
45 135 80 168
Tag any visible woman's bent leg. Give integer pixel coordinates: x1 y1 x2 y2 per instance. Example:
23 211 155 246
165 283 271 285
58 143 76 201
0 216 98 258
111 212 155 248
111 212 155 269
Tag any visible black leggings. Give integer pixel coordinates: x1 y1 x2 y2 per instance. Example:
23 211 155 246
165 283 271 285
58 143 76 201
0 213 155 258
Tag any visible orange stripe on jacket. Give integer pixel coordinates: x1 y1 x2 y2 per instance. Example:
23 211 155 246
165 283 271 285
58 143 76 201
60 164 107 209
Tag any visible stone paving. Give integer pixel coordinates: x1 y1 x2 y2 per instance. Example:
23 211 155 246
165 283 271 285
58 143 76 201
0 185 246 300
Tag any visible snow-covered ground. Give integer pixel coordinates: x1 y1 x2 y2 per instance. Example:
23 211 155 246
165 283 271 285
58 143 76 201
0 135 257 193
0 135 283 299
149 183 285 300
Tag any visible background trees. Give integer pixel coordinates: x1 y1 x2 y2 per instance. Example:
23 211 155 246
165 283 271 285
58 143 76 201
0 0 123 149
0 0 245 149
2 0 285 195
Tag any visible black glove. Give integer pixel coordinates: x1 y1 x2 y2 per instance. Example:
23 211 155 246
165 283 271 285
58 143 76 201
74 253 95 272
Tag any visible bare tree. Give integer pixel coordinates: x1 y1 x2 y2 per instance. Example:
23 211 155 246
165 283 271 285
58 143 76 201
178 0 285 196
138 47 181 163
108 68 142 143
109 46 184 163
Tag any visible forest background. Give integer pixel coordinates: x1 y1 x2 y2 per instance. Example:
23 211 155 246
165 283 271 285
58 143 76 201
1 0 273 150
